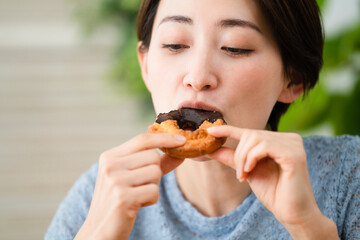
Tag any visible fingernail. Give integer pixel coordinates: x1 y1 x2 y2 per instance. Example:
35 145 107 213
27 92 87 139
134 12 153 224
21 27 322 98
174 135 186 142
207 126 219 133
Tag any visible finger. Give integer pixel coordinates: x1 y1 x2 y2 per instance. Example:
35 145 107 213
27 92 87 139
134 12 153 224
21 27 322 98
234 132 260 180
101 150 161 173
108 133 186 158
124 150 161 170
208 147 235 169
207 125 246 140
121 164 162 187
160 155 185 175
130 183 160 207
244 141 269 173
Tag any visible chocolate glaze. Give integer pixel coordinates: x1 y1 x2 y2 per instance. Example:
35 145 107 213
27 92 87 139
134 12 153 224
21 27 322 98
156 108 226 130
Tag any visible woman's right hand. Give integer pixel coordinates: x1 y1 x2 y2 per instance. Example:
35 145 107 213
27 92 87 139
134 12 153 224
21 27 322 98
75 133 186 240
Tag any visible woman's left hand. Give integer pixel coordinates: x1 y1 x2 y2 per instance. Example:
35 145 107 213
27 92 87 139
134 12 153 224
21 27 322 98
207 125 338 239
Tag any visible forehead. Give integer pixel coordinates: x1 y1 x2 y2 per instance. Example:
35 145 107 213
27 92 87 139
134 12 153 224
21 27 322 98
153 0 266 31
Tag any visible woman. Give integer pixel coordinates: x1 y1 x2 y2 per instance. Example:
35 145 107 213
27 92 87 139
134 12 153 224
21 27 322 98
46 0 360 239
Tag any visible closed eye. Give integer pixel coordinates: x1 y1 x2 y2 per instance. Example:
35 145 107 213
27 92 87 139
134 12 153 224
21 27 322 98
162 44 189 53
221 47 253 56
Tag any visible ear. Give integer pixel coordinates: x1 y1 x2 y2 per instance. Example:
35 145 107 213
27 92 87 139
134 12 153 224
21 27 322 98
277 81 304 103
137 41 151 92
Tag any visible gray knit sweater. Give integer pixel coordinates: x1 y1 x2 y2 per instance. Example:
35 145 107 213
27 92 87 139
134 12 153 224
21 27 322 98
45 135 360 239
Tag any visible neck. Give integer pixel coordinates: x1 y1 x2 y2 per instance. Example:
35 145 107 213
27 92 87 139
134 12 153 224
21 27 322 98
175 159 252 217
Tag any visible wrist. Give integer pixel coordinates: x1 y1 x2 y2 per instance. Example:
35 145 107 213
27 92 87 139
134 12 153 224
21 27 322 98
75 219 107 240
74 220 94 240
283 211 339 240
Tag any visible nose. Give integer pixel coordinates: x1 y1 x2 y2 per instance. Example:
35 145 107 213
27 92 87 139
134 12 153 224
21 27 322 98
183 51 218 91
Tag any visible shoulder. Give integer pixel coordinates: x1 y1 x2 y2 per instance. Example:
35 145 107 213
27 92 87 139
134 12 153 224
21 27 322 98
304 134 360 155
303 134 360 179
303 135 360 169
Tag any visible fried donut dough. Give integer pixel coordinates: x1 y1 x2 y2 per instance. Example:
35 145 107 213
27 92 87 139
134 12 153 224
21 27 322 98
148 108 227 158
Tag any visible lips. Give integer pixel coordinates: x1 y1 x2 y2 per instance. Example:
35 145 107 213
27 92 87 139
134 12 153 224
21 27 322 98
178 101 222 114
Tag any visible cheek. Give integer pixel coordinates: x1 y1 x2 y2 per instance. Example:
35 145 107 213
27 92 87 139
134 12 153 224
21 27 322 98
227 61 283 100
223 55 285 128
146 51 181 113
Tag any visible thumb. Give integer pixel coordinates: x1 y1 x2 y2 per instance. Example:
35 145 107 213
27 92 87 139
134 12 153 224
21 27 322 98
208 147 235 169
160 155 185 175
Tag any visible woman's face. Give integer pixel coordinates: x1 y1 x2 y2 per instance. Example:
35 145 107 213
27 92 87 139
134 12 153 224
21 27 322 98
139 0 299 133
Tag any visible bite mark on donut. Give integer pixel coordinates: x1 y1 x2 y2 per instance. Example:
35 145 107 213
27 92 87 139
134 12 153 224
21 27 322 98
148 108 227 158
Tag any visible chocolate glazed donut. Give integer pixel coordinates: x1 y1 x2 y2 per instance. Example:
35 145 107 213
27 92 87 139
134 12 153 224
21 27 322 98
148 108 227 158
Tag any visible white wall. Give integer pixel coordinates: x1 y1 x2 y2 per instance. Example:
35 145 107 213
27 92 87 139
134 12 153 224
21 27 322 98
0 0 152 239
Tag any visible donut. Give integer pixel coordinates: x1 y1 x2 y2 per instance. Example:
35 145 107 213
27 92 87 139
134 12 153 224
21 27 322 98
148 108 227 158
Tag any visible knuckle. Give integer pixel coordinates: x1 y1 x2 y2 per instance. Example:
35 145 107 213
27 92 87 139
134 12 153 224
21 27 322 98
99 155 113 175
102 165 112 178
99 150 111 165
104 171 118 188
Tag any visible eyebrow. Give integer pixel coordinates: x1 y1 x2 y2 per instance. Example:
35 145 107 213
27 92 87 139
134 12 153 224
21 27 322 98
158 15 193 27
158 15 262 34
218 19 262 34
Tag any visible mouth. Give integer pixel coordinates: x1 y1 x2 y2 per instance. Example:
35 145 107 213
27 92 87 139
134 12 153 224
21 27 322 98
178 101 222 114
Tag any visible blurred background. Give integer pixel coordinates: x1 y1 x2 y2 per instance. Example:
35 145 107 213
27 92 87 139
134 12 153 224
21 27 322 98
0 0 359 239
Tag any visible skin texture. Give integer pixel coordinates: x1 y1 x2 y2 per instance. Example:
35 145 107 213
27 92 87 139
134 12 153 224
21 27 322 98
76 133 187 239
76 0 339 239
207 126 338 239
